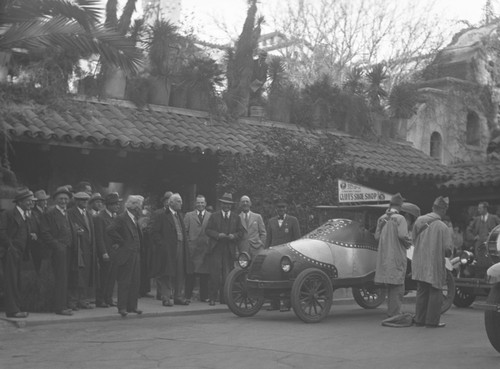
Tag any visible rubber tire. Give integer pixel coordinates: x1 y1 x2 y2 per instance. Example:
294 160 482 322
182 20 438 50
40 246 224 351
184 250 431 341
453 286 476 308
485 284 500 353
291 268 333 323
352 285 386 309
224 268 264 317
441 270 455 313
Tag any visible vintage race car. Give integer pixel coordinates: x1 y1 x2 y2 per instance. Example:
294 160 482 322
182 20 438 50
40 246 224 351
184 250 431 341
224 216 454 323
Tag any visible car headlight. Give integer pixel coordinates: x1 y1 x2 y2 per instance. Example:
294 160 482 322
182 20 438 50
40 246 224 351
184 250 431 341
238 252 251 269
460 250 474 265
280 256 293 273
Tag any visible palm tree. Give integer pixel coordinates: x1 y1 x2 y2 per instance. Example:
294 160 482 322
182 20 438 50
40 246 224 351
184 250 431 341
0 0 143 76
366 63 388 111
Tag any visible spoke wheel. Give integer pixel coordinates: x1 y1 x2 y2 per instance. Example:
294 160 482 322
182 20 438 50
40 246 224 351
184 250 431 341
441 270 455 313
224 268 264 317
352 285 386 309
485 284 500 353
453 286 476 308
291 268 333 323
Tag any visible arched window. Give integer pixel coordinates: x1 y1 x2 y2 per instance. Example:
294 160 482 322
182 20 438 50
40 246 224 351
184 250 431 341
430 131 442 160
466 111 480 146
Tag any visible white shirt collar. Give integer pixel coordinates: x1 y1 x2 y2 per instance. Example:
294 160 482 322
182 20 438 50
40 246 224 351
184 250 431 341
105 209 114 217
55 205 66 215
126 210 136 223
16 206 26 220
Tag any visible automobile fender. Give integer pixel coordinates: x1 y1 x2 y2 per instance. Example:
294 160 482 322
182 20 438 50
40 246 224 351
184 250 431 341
487 263 500 284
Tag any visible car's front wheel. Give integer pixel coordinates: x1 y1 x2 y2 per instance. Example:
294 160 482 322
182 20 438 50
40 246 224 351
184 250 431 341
352 284 386 309
224 268 264 317
453 286 476 307
291 268 333 323
485 284 500 353
441 270 455 313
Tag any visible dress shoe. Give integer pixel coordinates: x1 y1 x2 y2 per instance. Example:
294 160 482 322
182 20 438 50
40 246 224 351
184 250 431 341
106 301 117 307
163 299 174 307
96 302 109 308
128 309 143 315
6 311 29 318
209 300 216 306
55 309 73 316
68 304 79 311
118 309 128 317
426 322 446 328
174 298 189 305
142 292 155 298
77 302 94 310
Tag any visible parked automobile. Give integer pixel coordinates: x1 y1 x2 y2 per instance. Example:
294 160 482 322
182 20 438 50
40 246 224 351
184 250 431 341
452 223 500 307
472 224 500 353
225 211 455 323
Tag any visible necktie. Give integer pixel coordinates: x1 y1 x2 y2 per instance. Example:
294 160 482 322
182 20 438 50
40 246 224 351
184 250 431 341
224 212 228 220
245 212 249 227
82 209 90 229
198 211 203 223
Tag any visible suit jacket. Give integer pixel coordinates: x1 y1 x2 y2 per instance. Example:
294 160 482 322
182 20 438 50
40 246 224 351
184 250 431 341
40 207 72 252
467 213 500 247
266 215 301 247
107 212 142 266
238 211 266 254
150 208 187 277
0 207 29 259
94 210 115 258
205 210 244 260
184 210 211 274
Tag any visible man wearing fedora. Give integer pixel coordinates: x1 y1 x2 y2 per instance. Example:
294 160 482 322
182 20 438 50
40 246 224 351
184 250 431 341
67 192 98 310
29 189 50 273
94 192 121 308
40 186 74 315
0 188 35 318
205 193 244 306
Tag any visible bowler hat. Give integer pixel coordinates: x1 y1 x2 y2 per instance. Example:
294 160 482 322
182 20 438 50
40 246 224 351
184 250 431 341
14 188 34 203
73 192 91 201
219 193 234 204
104 192 122 205
390 193 405 207
53 186 73 199
89 192 104 203
34 189 50 201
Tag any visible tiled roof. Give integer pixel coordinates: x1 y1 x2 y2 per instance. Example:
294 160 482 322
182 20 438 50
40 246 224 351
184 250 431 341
1 98 450 181
439 161 500 189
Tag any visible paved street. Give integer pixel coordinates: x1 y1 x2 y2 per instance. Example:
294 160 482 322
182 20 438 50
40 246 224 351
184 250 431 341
0 299 498 369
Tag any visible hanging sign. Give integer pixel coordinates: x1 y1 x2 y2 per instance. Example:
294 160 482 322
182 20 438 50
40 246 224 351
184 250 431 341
338 180 393 203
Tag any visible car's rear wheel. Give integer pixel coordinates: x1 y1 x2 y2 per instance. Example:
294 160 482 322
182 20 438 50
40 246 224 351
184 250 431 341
441 270 455 313
453 286 476 307
352 284 386 309
224 268 264 317
291 268 333 323
485 284 500 353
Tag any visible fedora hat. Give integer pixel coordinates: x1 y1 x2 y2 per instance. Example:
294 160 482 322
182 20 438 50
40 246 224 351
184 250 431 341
89 192 104 203
14 188 34 203
219 192 234 204
34 189 50 201
104 192 122 205
53 186 73 199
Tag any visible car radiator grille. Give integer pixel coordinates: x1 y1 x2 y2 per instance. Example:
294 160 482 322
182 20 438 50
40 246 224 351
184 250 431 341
250 254 266 272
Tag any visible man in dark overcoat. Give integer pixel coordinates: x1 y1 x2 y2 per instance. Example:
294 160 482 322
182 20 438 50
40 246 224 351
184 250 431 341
205 193 244 306
0 188 35 318
107 195 144 317
67 192 97 310
94 192 121 308
151 193 189 306
40 186 74 315
29 189 50 273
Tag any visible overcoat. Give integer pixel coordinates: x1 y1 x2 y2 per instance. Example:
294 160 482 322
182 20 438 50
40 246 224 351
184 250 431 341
150 208 188 278
106 212 142 266
205 210 244 259
184 210 211 274
412 212 452 289
467 213 500 247
374 210 409 285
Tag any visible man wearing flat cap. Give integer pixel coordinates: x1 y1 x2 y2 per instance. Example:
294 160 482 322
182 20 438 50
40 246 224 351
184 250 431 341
412 196 452 328
40 186 74 315
94 192 121 308
374 193 411 318
67 192 98 310
0 188 35 318
205 193 244 306
88 192 104 217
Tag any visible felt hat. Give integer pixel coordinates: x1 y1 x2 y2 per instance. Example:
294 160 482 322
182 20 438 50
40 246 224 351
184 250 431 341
104 192 122 205
219 193 235 204
14 188 34 203
34 189 50 201
390 193 405 207
53 186 73 199
433 196 449 208
89 192 104 203
73 192 91 201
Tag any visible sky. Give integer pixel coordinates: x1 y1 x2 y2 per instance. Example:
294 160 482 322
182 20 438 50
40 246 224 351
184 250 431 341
178 0 494 43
